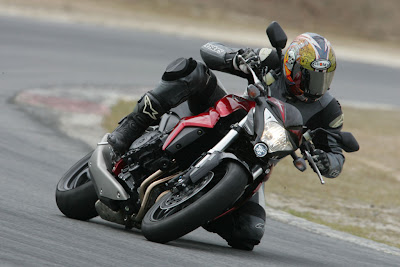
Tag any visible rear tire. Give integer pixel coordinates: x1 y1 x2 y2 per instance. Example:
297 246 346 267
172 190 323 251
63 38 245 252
56 151 98 220
141 161 250 243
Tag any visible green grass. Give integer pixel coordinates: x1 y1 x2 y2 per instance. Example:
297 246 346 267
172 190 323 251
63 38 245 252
102 99 137 132
266 106 400 248
103 101 400 248
285 209 399 248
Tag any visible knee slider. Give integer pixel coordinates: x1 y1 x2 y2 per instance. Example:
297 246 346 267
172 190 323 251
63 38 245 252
229 202 266 246
162 57 197 81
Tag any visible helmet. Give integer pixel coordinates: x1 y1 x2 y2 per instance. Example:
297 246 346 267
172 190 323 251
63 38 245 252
283 33 336 103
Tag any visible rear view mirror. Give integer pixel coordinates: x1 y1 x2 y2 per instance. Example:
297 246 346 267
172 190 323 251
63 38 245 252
266 21 287 49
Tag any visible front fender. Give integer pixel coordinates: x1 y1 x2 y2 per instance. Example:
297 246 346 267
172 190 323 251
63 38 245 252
188 151 252 184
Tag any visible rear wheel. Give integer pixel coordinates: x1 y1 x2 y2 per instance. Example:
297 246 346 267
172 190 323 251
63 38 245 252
56 151 98 220
141 161 250 243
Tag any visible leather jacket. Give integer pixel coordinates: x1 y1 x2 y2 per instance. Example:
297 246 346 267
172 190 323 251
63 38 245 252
200 42 345 178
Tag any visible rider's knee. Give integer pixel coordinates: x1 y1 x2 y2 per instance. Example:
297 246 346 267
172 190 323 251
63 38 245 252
204 201 266 251
151 57 221 113
161 57 198 81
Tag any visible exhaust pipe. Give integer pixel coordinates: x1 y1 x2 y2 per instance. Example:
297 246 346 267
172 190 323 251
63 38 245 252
95 200 126 225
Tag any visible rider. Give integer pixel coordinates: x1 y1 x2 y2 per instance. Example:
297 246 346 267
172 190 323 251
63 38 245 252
107 32 344 250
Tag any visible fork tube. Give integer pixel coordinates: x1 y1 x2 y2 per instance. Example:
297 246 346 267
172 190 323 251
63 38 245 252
209 116 247 153
195 116 247 168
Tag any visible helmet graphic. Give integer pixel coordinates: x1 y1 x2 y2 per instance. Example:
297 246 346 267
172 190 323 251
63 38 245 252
283 33 336 102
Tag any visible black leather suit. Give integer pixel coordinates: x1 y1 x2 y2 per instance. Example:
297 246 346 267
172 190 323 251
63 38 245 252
142 41 345 250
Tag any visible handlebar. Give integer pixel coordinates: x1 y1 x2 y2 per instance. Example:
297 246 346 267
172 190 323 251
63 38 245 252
237 55 271 97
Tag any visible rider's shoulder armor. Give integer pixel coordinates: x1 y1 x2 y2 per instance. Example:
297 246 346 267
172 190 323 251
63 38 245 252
316 95 344 131
291 93 343 131
270 75 343 129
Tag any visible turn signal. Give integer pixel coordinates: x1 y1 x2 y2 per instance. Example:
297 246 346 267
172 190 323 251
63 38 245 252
247 84 260 99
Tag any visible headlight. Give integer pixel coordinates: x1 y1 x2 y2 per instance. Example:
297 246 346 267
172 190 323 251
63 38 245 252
260 121 293 153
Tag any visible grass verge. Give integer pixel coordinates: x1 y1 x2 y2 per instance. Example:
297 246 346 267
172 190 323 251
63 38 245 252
103 101 400 248
2 0 400 44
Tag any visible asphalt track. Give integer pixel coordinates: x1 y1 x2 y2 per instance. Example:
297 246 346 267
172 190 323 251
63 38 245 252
1 15 399 266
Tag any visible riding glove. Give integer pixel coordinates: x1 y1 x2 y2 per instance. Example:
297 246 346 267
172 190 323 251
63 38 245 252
233 48 260 74
312 149 330 175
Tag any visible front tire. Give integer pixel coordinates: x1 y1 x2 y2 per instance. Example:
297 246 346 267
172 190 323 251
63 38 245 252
56 151 98 220
141 161 250 243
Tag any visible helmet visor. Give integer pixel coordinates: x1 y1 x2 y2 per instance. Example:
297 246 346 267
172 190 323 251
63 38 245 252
303 70 335 99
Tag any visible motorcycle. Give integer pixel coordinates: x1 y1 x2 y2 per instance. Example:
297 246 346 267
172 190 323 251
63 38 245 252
55 22 359 244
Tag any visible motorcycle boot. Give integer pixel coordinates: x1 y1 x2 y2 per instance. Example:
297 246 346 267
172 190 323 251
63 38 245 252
204 199 266 251
107 92 164 155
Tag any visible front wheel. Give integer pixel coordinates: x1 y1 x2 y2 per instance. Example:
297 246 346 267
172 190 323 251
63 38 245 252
56 151 98 220
141 161 250 243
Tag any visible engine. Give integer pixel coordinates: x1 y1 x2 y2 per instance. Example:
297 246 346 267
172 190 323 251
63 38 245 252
116 130 172 202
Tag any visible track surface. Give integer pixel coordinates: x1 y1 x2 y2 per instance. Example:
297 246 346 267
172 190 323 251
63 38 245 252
1 15 399 266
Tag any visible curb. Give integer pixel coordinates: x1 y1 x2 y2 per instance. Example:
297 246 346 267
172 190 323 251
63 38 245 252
14 86 142 147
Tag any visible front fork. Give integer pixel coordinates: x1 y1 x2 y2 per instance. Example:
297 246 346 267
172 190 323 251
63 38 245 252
179 115 264 185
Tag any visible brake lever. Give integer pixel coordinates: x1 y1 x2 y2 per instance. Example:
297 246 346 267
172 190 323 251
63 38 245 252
304 150 325 185
301 136 325 185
